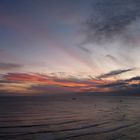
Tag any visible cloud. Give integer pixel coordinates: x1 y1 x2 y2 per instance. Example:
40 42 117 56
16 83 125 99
105 55 120 64
78 46 92 54
3 73 89 87
80 0 140 71
85 0 140 43
97 68 134 79
100 80 127 89
127 76 140 82
0 80 21 84
0 62 22 70
1 72 140 95
0 72 108 94
29 84 77 94
99 75 140 93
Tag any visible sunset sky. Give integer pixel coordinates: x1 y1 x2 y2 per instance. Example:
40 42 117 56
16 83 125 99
1 0 140 95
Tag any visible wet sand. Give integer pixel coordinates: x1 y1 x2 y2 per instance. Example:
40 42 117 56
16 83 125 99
0 94 140 140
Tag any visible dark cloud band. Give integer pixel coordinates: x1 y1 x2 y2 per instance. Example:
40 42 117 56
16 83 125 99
97 68 134 79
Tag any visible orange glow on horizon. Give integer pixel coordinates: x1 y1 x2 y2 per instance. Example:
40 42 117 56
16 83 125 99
1 72 139 95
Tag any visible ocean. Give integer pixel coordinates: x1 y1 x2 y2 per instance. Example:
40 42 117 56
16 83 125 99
0 94 140 140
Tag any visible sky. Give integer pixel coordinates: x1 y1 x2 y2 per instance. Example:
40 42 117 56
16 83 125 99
0 0 140 95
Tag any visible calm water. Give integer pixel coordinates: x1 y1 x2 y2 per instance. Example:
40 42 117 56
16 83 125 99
0 95 140 140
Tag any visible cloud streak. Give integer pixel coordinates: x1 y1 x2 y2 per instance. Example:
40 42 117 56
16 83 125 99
97 68 134 79
78 46 92 54
0 62 22 70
